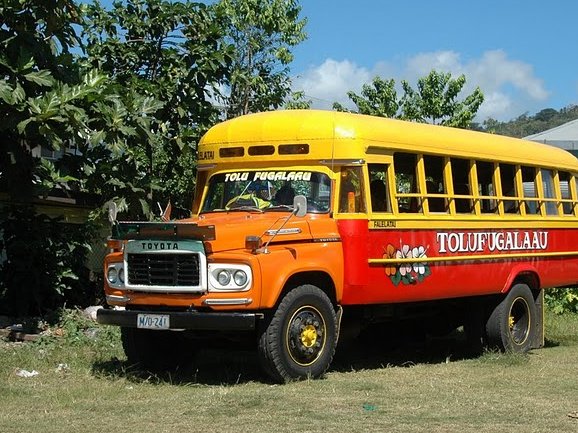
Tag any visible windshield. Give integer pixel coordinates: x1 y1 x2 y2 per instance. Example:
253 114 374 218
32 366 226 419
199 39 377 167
201 170 332 213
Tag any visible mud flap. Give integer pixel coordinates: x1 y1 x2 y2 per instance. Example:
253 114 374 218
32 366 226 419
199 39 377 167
335 305 343 344
532 289 545 349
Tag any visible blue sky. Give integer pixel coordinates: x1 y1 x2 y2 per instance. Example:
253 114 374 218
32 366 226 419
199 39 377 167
291 0 578 121
92 1 577 122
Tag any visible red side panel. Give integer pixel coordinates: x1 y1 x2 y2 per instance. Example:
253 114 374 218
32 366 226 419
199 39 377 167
337 222 578 306
337 219 369 287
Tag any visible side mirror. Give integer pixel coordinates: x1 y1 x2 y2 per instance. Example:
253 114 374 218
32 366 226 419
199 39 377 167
107 202 118 224
293 195 307 217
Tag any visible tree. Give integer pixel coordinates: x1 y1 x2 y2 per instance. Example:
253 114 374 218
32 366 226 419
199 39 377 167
215 0 307 118
334 71 484 129
0 0 156 314
333 77 400 118
82 0 233 215
284 91 312 110
400 71 484 128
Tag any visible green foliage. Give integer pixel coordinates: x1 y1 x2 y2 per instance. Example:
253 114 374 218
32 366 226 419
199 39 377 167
215 0 307 117
400 71 484 127
334 77 400 118
0 0 119 316
0 206 99 316
82 0 232 215
38 308 120 350
284 91 312 110
545 288 578 315
334 71 484 129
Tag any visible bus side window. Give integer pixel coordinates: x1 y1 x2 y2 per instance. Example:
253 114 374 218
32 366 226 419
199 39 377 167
450 157 473 213
369 164 392 213
339 166 366 213
522 166 539 215
559 171 574 215
423 154 447 212
499 163 520 214
476 161 497 214
541 169 558 215
393 152 421 213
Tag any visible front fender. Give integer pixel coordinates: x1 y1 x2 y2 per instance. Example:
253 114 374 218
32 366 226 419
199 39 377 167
256 241 344 309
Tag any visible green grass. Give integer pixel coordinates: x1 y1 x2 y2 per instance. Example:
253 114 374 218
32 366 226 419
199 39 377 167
1 311 577 433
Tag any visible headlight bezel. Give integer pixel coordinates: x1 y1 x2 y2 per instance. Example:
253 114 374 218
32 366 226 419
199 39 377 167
106 263 125 289
208 263 252 292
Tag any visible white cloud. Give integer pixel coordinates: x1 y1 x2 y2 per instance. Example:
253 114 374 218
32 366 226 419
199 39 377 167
292 50 549 121
292 59 371 110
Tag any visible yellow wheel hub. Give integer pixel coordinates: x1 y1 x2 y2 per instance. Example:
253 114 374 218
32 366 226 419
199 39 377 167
300 325 318 348
509 315 515 330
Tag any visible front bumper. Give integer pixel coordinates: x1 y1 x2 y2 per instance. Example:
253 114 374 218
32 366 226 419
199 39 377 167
97 308 258 331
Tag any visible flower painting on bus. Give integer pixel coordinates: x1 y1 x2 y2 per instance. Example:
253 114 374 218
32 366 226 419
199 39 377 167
384 243 431 286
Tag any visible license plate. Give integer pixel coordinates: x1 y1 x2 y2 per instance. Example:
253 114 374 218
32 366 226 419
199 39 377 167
137 314 170 330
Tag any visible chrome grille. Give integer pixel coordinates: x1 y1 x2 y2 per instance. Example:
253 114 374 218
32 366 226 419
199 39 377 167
127 253 201 287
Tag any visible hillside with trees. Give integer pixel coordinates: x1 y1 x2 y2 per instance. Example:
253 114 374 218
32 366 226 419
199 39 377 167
478 105 578 137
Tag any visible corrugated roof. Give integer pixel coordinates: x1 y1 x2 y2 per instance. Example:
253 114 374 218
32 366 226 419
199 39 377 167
524 119 578 152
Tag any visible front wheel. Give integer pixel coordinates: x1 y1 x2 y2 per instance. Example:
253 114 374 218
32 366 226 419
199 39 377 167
258 285 338 383
485 283 537 352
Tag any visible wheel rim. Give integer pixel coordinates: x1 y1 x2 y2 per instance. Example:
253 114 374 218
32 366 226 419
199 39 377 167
508 296 531 345
286 305 326 366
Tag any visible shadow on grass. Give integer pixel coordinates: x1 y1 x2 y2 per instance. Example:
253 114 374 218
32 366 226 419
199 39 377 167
91 348 266 386
544 338 561 348
91 328 485 385
331 327 484 373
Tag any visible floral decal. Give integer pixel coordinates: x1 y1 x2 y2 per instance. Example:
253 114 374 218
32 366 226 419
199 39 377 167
383 243 431 286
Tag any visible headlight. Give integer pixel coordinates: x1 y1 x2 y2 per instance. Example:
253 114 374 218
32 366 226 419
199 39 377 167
106 263 125 288
233 270 248 286
107 267 118 284
208 263 252 292
217 270 231 286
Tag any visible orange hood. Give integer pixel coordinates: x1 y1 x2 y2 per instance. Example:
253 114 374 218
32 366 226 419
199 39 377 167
189 212 317 253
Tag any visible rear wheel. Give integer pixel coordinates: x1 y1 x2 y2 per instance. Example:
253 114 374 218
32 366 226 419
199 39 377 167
121 327 195 371
258 285 338 382
485 283 537 352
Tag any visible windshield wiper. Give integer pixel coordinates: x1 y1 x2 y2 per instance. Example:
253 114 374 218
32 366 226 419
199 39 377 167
226 206 264 213
265 205 294 212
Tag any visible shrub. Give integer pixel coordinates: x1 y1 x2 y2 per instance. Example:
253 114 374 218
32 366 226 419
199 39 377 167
545 287 578 315
0 205 99 316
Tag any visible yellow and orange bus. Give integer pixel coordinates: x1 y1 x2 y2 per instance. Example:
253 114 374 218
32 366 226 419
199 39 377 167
98 110 578 382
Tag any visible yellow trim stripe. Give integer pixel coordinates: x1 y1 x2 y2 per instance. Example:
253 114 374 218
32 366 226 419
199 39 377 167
369 250 578 265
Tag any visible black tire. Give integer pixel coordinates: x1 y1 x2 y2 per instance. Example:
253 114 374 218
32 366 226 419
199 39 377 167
258 285 338 383
121 327 195 371
485 283 537 352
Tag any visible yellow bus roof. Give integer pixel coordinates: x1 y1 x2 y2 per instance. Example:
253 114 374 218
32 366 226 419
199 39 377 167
199 110 578 171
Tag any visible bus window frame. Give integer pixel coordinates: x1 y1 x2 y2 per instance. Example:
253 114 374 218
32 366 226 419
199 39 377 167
539 168 558 216
422 154 449 214
450 157 475 215
368 162 393 214
558 171 576 216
